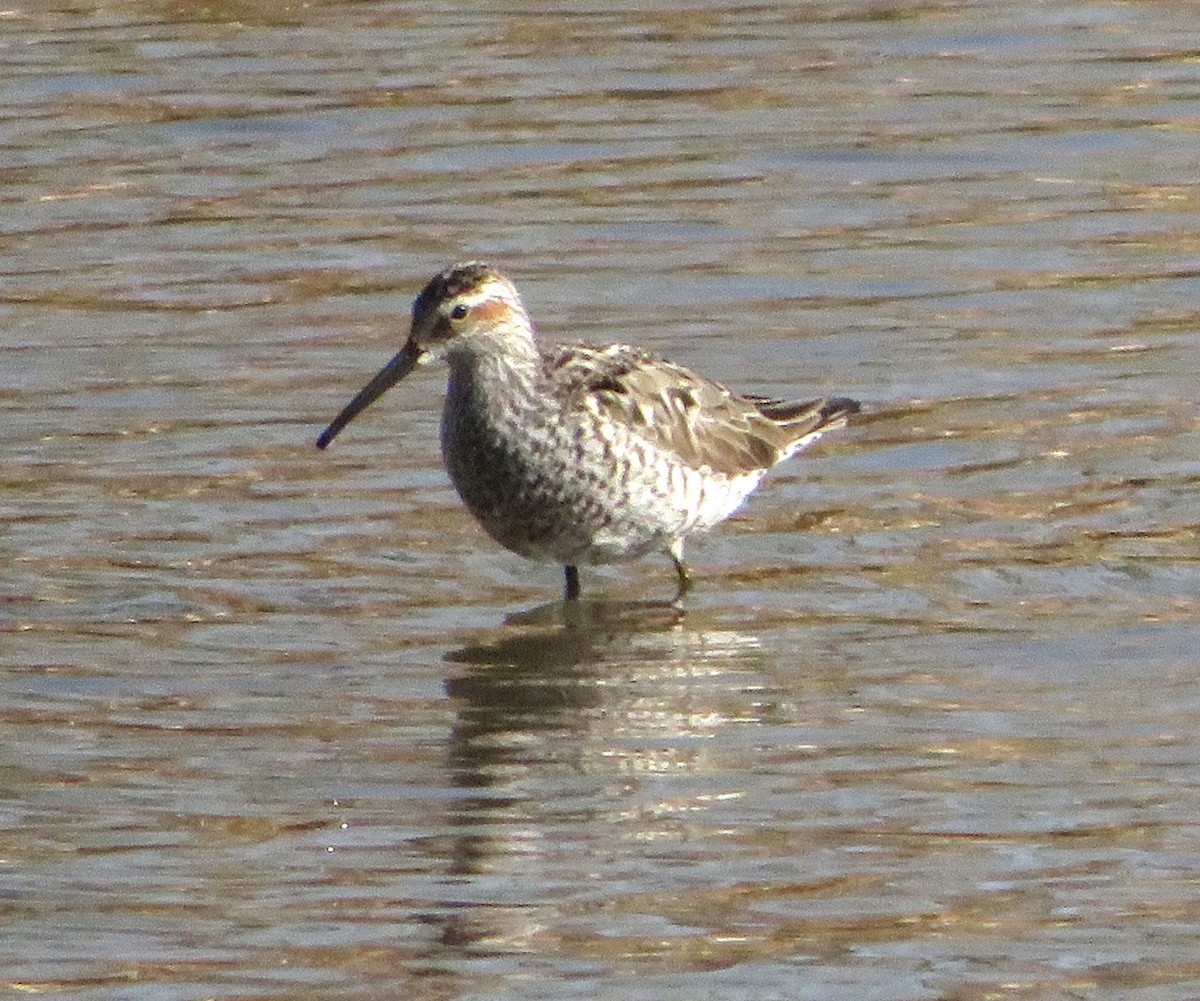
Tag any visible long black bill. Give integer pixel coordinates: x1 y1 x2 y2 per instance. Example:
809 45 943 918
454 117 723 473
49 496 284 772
316 343 419 449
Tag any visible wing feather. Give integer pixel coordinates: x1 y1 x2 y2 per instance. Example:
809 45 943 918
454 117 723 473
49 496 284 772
546 344 858 476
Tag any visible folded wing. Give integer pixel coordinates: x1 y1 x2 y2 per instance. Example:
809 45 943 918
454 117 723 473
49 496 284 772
546 343 859 477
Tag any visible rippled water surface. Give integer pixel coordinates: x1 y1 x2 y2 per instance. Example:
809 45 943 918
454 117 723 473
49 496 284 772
5 1 1200 998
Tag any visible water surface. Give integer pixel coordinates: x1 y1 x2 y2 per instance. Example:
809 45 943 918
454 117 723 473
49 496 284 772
4 2 1200 998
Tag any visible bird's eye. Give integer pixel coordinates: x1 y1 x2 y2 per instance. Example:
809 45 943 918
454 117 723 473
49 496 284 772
450 303 469 320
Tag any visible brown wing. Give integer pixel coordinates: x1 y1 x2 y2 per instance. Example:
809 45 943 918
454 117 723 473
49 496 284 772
547 343 858 476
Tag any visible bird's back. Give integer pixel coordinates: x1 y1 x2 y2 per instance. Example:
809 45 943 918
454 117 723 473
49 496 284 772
545 341 858 475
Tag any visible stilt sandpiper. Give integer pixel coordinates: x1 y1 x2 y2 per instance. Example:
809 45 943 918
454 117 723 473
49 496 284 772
317 262 859 601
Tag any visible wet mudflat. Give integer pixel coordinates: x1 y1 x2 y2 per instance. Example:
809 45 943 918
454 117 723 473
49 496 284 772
3 2 1200 998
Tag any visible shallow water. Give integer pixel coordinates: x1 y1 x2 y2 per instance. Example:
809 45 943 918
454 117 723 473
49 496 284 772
4 1 1200 998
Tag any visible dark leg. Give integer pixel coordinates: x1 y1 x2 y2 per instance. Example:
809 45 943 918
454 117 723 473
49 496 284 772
564 565 581 600
670 550 693 603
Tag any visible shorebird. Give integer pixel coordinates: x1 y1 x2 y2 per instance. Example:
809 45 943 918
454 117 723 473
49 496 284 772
317 262 859 601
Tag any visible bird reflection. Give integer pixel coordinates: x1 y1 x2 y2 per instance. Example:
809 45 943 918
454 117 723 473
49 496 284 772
417 601 762 959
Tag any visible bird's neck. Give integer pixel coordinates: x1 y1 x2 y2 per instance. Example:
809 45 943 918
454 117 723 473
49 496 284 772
444 333 543 420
